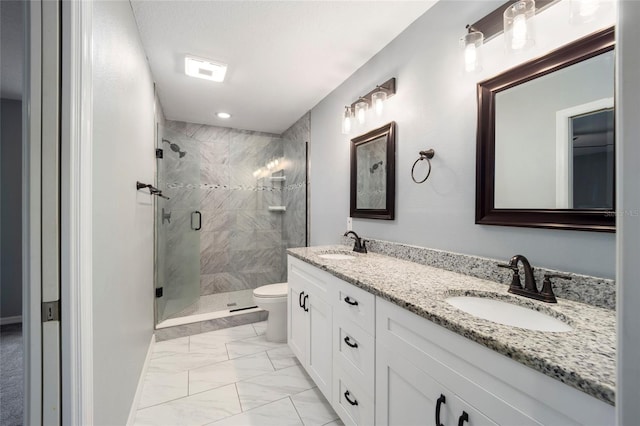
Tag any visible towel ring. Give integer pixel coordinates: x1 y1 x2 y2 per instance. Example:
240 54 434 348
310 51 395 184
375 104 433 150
411 149 435 184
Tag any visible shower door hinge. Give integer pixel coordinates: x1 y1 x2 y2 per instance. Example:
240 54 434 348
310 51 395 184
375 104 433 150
156 148 164 159
156 287 163 298
42 300 60 322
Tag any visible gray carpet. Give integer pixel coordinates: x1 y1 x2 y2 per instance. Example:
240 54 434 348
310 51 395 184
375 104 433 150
1 323 23 426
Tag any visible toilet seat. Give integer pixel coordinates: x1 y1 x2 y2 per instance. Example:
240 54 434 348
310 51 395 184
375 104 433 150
253 283 287 298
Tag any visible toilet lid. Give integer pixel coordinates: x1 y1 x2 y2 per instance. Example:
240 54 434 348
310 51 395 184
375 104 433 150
253 283 288 298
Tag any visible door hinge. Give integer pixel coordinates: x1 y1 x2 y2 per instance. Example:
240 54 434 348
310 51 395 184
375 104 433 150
156 148 164 159
42 301 60 322
156 287 163 298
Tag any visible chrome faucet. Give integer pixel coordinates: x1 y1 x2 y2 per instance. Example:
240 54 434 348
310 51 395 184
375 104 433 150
344 231 368 254
498 254 571 303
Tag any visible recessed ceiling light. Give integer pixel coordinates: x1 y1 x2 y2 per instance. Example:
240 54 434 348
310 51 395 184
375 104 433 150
185 56 227 82
216 112 231 119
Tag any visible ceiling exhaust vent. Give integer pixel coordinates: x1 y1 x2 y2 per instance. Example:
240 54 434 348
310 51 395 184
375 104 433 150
185 56 228 82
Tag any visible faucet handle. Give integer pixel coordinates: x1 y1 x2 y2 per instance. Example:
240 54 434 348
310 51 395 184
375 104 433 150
540 274 571 303
497 263 522 290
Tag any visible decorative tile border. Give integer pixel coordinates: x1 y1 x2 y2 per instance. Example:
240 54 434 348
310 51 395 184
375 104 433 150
340 237 615 310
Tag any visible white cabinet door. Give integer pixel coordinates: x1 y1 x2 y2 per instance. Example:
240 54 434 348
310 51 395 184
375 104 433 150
376 343 496 426
307 292 333 399
287 278 307 363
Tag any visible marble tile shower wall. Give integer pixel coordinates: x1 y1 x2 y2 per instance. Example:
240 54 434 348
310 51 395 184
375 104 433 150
164 120 288 298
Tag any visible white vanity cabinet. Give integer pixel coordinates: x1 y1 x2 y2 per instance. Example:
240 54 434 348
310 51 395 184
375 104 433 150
375 298 614 426
287 256 615 426
287 256 335 399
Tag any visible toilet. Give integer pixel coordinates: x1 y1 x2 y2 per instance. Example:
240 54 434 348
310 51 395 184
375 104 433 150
253 282 288 343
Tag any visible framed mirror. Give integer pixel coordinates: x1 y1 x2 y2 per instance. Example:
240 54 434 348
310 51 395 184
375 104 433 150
350 122 396 220
476 27 615 232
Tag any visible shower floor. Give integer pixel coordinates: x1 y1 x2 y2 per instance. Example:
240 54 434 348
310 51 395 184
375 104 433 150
158 289 260 329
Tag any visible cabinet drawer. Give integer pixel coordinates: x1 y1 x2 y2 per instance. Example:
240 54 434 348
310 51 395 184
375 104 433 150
333 279 375 335
334 315 375 391
333 365 374 426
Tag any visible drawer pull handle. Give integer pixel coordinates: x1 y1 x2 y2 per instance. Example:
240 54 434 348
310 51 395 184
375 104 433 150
458 411 469 426
344 296 359 306
298 291 305 309
344 336 359 348
435 394 446 426
303 295 309 312
344 390 359 406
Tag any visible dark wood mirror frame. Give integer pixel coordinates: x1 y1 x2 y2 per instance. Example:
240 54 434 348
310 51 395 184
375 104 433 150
476 27 615 232
350 122 396 220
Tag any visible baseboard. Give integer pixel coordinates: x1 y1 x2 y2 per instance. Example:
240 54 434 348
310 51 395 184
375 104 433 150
0 316 23 325
126 333 155 426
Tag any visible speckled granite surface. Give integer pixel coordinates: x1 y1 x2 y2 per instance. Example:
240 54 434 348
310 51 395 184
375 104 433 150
287 245 616 405
340 237 616 310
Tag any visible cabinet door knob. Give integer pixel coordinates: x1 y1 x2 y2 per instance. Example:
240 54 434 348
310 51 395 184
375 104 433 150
303 294 309 312
435 394 446 426
344 390 359 406
344 336 359 348
458 411 469 426
298 291 305 309
344 296 359 306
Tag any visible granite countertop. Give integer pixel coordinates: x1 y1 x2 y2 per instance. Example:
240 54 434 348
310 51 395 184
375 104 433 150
287 245 616 405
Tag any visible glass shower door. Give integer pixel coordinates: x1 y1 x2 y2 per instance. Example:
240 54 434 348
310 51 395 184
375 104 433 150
156 125 201 322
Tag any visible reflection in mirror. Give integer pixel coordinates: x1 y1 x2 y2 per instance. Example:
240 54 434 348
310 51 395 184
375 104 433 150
476 27 615 232
494 50 614 209
350 122 395 220
356 135 387 209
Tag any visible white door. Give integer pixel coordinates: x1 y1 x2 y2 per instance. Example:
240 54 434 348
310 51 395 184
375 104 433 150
287 278 307 362
25 1 62 424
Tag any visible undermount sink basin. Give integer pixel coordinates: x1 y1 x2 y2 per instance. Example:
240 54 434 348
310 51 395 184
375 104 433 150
318 253 356 260
445 296 573 332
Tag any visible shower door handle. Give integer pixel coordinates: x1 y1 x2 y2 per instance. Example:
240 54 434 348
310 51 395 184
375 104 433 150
191 211 202 231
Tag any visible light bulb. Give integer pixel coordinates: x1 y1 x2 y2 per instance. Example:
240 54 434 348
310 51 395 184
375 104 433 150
342 107 352 134
371 90 387 116
512 14 527 50
355 100 368 125
460 30 483 73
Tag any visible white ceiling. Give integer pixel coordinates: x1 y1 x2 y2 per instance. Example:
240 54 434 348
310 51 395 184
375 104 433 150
131 1 437 134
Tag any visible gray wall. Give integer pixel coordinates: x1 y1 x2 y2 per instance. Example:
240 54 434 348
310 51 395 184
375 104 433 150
92 1 156 424
617 1 640 422
309 0 615 278
0 99 22 319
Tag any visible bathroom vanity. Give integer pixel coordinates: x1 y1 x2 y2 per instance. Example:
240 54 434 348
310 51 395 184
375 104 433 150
286 247 615 426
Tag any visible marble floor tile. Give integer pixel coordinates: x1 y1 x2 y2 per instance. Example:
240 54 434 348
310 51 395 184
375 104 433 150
189 352 275 395
133 384 241 426
152 337 190 360
251 321 267 336
235 365 315 411
266 345 299 370
191 323 257 347
226 334 284 359
208 397 303 426
291 388 338 426
138 371 189 409
147 351 228 375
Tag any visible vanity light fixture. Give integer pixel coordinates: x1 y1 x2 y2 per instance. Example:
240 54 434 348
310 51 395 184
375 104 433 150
504 0 536 52
461 26 484 73
185 56 228 82
341 78 397 134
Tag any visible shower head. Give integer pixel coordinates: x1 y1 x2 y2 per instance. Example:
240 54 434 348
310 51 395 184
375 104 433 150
162 139 187 158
